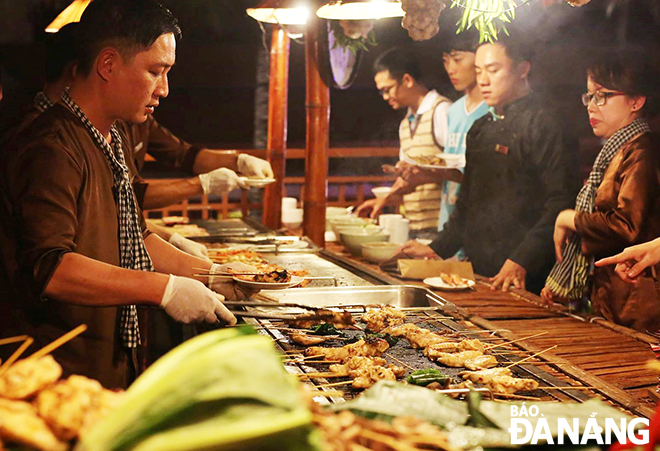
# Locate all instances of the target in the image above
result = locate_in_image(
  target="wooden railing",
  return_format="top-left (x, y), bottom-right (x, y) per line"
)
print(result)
top-left (145, 147), bottom-right (398, 219)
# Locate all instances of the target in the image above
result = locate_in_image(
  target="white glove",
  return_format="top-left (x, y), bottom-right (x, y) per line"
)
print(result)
top-left (160, 275), bottom-right (236, 325)
top-left (237, 154), bottom-right (274, 179)
top-left (198, 168), bottom-right (248, 195)
top-left (208, 262), bottom-right (260, 301)
top-left (168, 233), bottom-right (211, 261)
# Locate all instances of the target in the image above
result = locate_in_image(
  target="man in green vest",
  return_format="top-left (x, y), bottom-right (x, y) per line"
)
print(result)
top-left (356, 47), bottom-right (452, 232)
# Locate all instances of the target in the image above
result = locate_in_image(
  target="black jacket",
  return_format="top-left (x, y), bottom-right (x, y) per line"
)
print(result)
top-left (430, 94), bottom-right (580, 293)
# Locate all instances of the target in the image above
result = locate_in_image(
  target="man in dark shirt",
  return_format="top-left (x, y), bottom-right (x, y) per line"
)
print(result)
top-left (399, 38), bottom-right (579, 294)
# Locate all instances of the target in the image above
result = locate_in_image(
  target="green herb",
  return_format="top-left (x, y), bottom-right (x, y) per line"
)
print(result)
top-left (451, 0), bottom-right (522, 43)
top-left (310, 323), bottom-right (344, 336)
top-left (406, 369), bottom-right (450, 387)
top-left (330, 20), bottom-right (377, 55)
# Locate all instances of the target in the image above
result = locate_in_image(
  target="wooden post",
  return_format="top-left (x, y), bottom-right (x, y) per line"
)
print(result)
top-left (303, 16), bottom-right (329, 246)
top-left (263, 26), bottom-right (290, 229)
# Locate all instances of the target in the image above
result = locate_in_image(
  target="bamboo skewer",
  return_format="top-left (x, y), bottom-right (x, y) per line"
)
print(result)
top-left (0, 337), bottom-right (33, 377)
top-left (308, 389), bottom-right (344, 397)
top-left (484, 331), bottom-right (549, 351)
top-left (0, 335), bottom-right (29, 347)
top-left (297, 372), bottom-right (346, 379)
top-left (385, 354), bottom-right (415, 371)
top-left (494, 393), bottom-right (542, 401)
top-left (504, 345), bottom-right (558, 369)
top-left (28, 324), bottom-right (87, 361)
top-left (539, 386), bottom-right (595, 390)
top-left (314, 380), bottom-right (353, 388)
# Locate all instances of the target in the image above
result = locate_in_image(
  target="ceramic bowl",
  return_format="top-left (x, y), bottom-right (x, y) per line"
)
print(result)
top-left (339, 231), bottom-right (390, 257)
top-left (360, 242), bottom-right (399, 263)
top-left (371, 186), bottom-right (392, 199)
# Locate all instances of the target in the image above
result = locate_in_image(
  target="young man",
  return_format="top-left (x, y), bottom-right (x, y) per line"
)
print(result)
top-left (0, 0), bottom-right (250, 388)
top-left (399, 37), bottom-right (579, 294)
top-left (400, 32), bottom-right (487, 244)
top-left (356, 47), bottom-right (451, 232)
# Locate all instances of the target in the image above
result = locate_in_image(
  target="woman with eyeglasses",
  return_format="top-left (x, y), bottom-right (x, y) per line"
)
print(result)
top-left (541, 51), bottom-right (660, 333)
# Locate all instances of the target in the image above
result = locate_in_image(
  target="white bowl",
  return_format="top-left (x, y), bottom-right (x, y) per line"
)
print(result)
top-left (339, 231), bottom-right (390, 257)
top-left (329, 216), bottom-right (371, 234)
top-left (361, 242), bottom-right (399, 263)
top-left (282, 208), bottom-right (303, 228)
top-left (371, 186), bottom-right (392, 199)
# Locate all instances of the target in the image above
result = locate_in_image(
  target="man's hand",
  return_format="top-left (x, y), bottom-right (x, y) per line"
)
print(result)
top-left (208, 262), bottom-right (260, 300)
top-left (540, 286), bottom-right (571, 306)
top-left (237, 154), bottom-right (275, 179)
top-left (595, 237), bottom-right (660, 284)
top-left (198, 168), bottom-right (248, 194)
top-left (168, 233), bottom-right (211, 261)
top-left (553, 209), bottom-right (577, 262)
top-left (396, 240), bottom-right (438, 259)
top-left (356, 198), bottom-right (387, 219)
top-left (489, 259), bottom-right (526, 292)
top-left (160, 275), bottom-right (236, 325)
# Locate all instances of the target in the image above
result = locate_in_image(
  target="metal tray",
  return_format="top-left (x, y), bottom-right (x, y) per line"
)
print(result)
top-left (259, 285), bottom-right (457, 311)
top-left (188, 217), bottom-right (269, 238)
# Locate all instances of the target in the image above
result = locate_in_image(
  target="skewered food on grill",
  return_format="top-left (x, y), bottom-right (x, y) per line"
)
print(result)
top-left (328, 356), bottom-right (405, 389)
top-left (0, 398), bottom-right (67, 451)
top-left (288, 311), bottom-right (356, 329)
top-left (361, 306), bottom-right (406, 333)
top-left (304, 337), bottom-right (390, 361)
top-left (382, 324), bottom-right (450, 349)
top-left (0, 356), bottom-right (62, 400)
top-left (423, 338), bottom-right (485, 355)
top-left (34, 375), bottom-right (124, 441)
top-left (464, 355), bottom-right (499, 371)
top-left (428, 350), bottom-right (484, 368)
top-left (461, 368), bottom-right (540, 394)
top-left (290, 330), bottom-right (339, 346)
top-left (406, 369), bottom-right (450, 388)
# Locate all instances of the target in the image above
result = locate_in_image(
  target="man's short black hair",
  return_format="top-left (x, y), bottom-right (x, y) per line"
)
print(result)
top-left (441, 29), bottom-right (480, 54)
top-left (77, 0), bottom-right (181, 77)
top-left (479, 35), bottom-right (534, 64)
top-left (45, 22), bottom-right (80, 83)
top-left (373, 47), bottom-right (423, 83)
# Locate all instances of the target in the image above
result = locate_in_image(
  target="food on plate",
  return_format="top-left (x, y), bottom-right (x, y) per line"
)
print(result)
top-left (304, 337), bottom-right (390, 361)
top-left (461, 368), bottom-right (540, 394)
top-left (439, 273), bottom-right (471, 287)
top-left (328, 356), bottom-right (405, 389)
top-left (161, 216), bottom-right (189, 226)
top-left (411, 154), bottom-right (447, 167)
top-left (361, 306), bottom-right (406, 332)
top-left (290, 330), bottom-right (339, 346)
top-left (253, 269), bottom-right (291, 283)
top-left (35, 375), bottom-right (124, 441)
top-left (0, 398), bottom-right (67, 451)
top-left (0, 355), bottom-right (62, 400)
top-left (207, 249), bottom-right (309, 285)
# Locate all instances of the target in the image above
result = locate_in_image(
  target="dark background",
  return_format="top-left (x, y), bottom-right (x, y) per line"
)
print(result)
top-left (1, 0), bottom-right (659, 160)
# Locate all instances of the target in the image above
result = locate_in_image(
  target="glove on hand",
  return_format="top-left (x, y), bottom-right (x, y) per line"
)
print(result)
top-left (160, 274), bottom-right (236, 325)
top-left (168, 233), bottom-right (211, 261)
top-left (237, 154), bottom-right (274, 179)
top-left (208, 262), bottom-right (260, 301)
top-left (198, 168), bottom-right (248, 195)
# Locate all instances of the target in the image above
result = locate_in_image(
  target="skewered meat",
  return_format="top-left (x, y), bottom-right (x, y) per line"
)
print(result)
top-left (328, 356), bottom-right (404, 389)
top-left (0, 398), bottom-right (67, 451)
top-left (304, 337), bottom-right (389, 361)
top-left (423, 339), bottom-right (485, 355)
top-left (290, 330), bottom-right (338, 346)
top-left (382, 324), bottom-right (450, 349)
top-left (361, 306), bottom-right (406, 332)
top-left (0, 356), bottom-right (62, 400)
top-left (428, 350), bottom-right (483, 367)
top-left (34, 375), bottom-right (124, 441)
top-left (288, 311), bottom-right (356, 329)
top-left (461, 368), bottom-right (539, 394)
top-left (464, 355), bottom-right (498, 371)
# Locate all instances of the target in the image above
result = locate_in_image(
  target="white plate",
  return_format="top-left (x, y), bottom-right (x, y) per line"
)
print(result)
top-left (417, 154), bottom-right (466, 170)
top-left (423, 276), bottom-right (475, 291)
top-left (233, 275), bottom-right (304, 290)
top-left (239, 177), bottom-right (276, 188)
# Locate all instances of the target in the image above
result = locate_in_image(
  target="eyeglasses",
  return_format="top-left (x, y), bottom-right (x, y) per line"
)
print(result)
top-left (581, 91), bottom-right (625, 106)
top-left (378, 82), bottom-right (398, 97)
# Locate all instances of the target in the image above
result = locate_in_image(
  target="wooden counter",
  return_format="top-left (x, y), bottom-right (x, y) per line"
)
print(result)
top-left (323, 243), bottom-right (659, 417)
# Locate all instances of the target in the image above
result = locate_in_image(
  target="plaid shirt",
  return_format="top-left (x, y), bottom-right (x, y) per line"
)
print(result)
top-left (34, 91), bottom-right (54, 112)
top-left (61, 89), bottom-right (154, 348)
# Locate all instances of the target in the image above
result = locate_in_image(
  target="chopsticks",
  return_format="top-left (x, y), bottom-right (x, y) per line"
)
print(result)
top-left (192, 267), bottom-right (263, 277)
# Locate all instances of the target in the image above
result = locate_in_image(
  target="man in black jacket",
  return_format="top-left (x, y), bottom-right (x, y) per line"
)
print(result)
top-left (398, 37), bottom-right (579, 294)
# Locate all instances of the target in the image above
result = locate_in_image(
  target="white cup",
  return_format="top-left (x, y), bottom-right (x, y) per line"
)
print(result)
top-left (388, 217), bottom-right (410, 244)
top-left (282, 197), bottom-right (298, 210)
top-left (378, 214), bottom-right (403, 233)
top-left (282, 208), bottom-right (303, 228)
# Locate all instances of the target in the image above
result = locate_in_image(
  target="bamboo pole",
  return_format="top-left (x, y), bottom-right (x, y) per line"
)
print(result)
top-left (263, 25), bottom-right (290, 229)
top-left (303, 14), bottom-right (330, 246)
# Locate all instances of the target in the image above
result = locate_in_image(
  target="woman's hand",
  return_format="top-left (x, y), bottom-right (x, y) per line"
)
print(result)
top-left (396, 241), bottom-right (438, 259)
top-left (553, 209), bottom-right (577, 262)
top-left (595, 237), bottom-right (660, 283)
